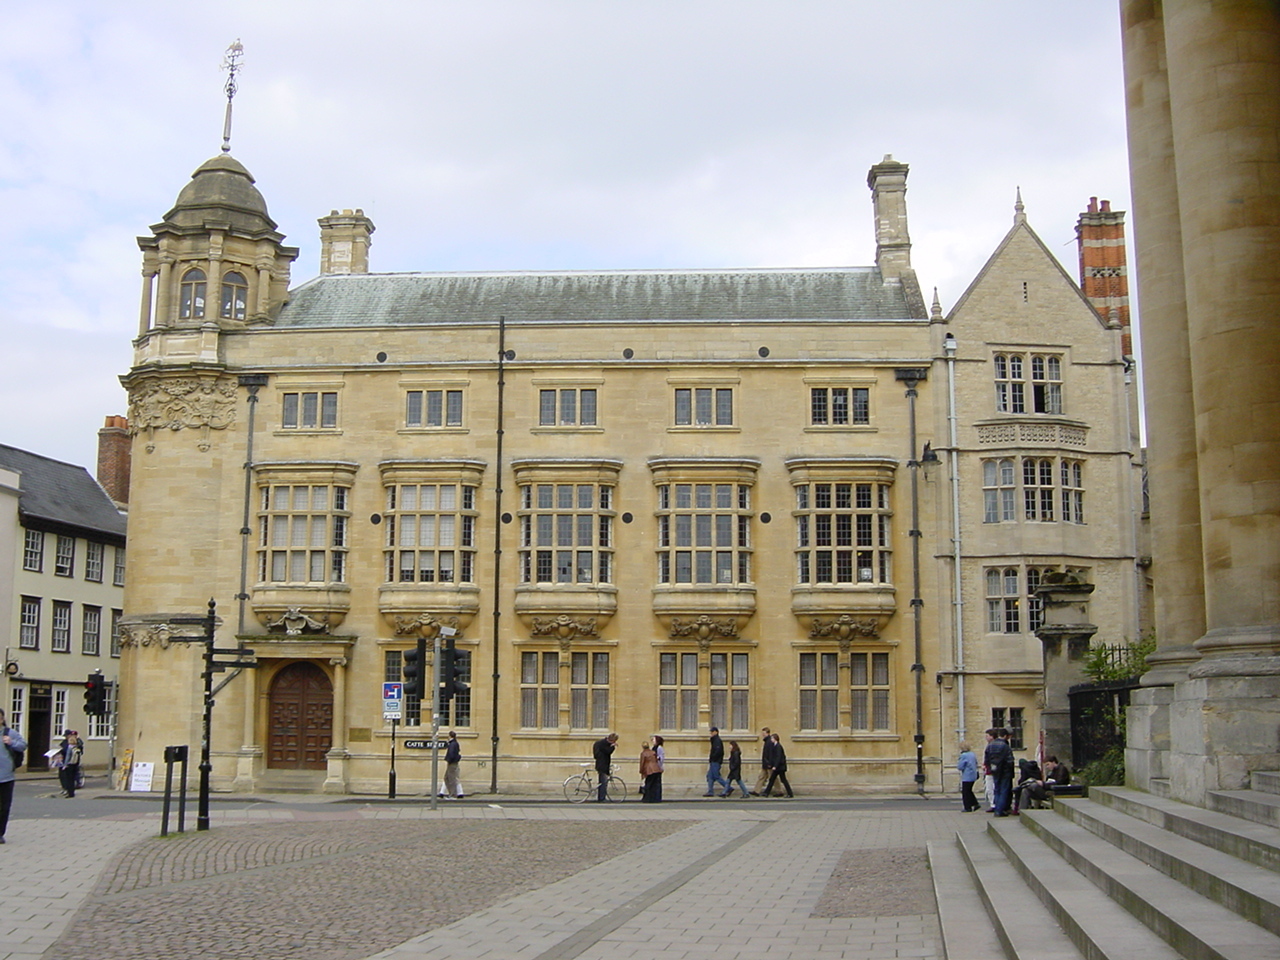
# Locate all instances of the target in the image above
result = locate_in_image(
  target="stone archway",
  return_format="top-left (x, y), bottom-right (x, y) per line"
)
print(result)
top-left (267, 661), bottom-right (333, 770)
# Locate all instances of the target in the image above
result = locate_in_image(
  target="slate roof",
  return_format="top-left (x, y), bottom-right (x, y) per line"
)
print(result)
top-left (275, 267), bottom-right (928, 328)
top-left (0, 445), bottom-right (126, 542)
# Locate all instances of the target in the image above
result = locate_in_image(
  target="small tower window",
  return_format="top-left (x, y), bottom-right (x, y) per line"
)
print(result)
top-left (220, 271), bottom-right (249, 320)
top-left (179, 268), bottom-right (207, 319)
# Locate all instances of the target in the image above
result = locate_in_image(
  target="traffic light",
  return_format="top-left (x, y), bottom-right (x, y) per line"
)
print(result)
top-left (401, 637), bottom-right (427, 701)
top-left (84, 674), bottom-right (108, 716)
top-left (439, 637), bottom-right (468, 707)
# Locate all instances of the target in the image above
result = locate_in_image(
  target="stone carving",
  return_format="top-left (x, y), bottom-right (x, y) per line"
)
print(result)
top-left (530, 615), bottom-right (599, 641)
top-left (128, 376), bottom-right (238, 439)
top-left (669, 615), bottom-right (739, 641)
top-left (809, 615), bottom-right (880, 642)
top-left (392, 613), bottom-right (462, 640)
top-left (120, 623), bottom-right (184, 649)
top-left (264, 607), bottom-right (330, 636)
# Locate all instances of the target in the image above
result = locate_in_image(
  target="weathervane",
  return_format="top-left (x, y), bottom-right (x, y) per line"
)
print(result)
top-left (220, 39), bottom-right (244, 154)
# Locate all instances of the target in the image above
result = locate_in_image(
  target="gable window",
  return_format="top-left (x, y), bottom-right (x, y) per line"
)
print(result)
top-left (257, 483), bottom-right (351, 584)
top-left (519, 482), bottom-right (614, 584)
top-left (539, 388), bottom-right (597, 427)
top-left (51, 601), bottom-right (72, 653)
top-left (179, 268), bottom-right (206, 319)
top-left (986, 567), bottom-right (1021, 633)
top-left (82, 605), bottom-right (102, 656)
top-left (85, 542), bottom-right (104, 583)
top-left (22, 530), bottom-right (43, 572)
top-left (982, 459), bottom-right (1017, 523)
top-left (20, 597), bottom-right (40, 649)
top-left (810, 387), bottom-right (870, 426)
top-left (220, 271), bottom-right (249, 320)
top-left (384, 483), bottom-right (478, 584)
top-left (851, 651), bottom-right (891, 730)
top-left (406, 389), bottom-right (463, 428)
top-left (656, 482), bottom-right (752, 584)
top-left (55, 535), bottom-right (75, 577)
top-left (795, 482), bottom-right (892, 585)
top-left (995, 352), bottom-right (1063, 414)
top-left (282, 392), bottom-right (338, 429)
top-left (675, 387), bottom-right (733, 426)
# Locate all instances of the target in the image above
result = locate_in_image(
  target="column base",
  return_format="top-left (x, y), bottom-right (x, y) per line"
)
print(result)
top-left (1168, 672), bottom-right (1280, 806)
top-left (1125, 685), bottom-right (1173, 790)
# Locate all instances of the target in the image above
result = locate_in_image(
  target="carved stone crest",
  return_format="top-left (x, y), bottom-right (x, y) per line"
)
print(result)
top-left (264, 607), bottom-right (330, 636)
top-left (127, 375), bottom-right (238, 450)
top-left (392, 613), bottom-right (462, 640)
top-left (809, 615), bottom-right (880, 646)
top-left (530, 615), bottom-right (599, 641)
top-left (669, 615), bottom-right (739, 641)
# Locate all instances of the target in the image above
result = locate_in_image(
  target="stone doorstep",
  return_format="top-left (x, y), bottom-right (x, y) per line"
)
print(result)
top-left (982, 819), bottom-right (1185, 960)
top-left (1090, 786), bottom-right (1280, 874)
top-left (1209, 788), bottom-right (1280, 829)
top-left (1047, 797), bottom-right (1280, 937)
top-left (1009, 811), bottom-right (1280, 959)
top-left (926, 839), bottom-right (1005, 960)
top-left (954, 829), bottom-right (1089, 960)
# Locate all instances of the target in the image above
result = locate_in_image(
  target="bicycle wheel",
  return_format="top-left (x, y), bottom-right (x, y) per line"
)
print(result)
top-left (605, 775), bottom-right (627, 802)
top-left (564, 773), bottom-right (594, 803)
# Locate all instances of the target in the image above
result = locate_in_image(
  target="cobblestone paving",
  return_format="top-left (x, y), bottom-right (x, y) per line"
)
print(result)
top-left (45, 819), bottom-right (689, 960)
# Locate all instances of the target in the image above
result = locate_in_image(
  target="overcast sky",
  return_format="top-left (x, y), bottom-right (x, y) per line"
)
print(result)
top-left (0, 1), bottom-right (1131, 472)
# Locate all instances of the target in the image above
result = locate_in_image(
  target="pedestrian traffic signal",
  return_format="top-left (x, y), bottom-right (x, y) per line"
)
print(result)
top-left (401, 637), bottom-right (427, 700)
top-left (84, 674), bottom-right (108, 716)
top-left (439, 637), bottom-right (468, 707)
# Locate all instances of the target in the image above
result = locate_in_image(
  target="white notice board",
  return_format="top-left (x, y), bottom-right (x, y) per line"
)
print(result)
top-left (129, 762), bottom-right (155, 792)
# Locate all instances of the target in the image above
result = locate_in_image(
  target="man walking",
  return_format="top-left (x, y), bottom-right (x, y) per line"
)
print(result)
top-left (984, 727), bottom-right (1015, 816)
top-left (704, 727), bottom-right (730, 797)
top-left (440, 731), bottom-right (464, 799)
top-left (592, 732), bottom-right (618, 802)
top-left (0, 709), bottom-right (27, 843)
top-left (752, 727), bottom-right (775, 796)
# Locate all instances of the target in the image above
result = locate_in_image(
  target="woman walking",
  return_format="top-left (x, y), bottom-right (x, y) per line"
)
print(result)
top-left (639, 739), bottom-right (661, 802)
top-left (647, 735), bottom-right (665, 802)
top-left (957, 742), bottom-right (980, 812)
top-left (56, 730), bottom-right (82, 798)
top-left (724, 740), bottom-right (749, 798)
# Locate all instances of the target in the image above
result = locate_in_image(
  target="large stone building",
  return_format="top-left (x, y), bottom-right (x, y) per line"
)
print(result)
top-left (116, 144), bottom-right (1141, 794)
top-left (1, 439), bottom-right (127, 772)
top-left (1121, 0), bottom-right (1280, 804)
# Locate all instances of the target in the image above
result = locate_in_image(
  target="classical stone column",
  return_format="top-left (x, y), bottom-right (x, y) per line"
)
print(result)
top-left (323, 656), bottom-right (349, 794)
top-left (1035, 576), bottom-right (1098, 767)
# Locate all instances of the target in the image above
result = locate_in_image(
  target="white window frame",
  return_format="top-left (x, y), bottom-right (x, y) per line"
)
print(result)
top-left (53, 689), bottom-right (67, 740)
top-left (54, 535), bottom-right (75, 577)
top-left (9, 687), bottom-right (24, 736)
top-left (986, 567), bottom-right (1022, 634)
top-left (22, 530), bottom-right (43, 572)
top-left (19, 597), bottom-right (40, 650)
top-left (113, 547), bottom-right (126, 586)
top-left (82, 605), bottom-right (102, 656)
top-left (85, 541), bottom-right (104, 583)
top-left (51, 601), bottom-right (72, 653)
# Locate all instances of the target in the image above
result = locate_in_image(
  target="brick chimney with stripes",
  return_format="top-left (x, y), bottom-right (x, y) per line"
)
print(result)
top-left (1076, 198), bottom-right (1132, 356)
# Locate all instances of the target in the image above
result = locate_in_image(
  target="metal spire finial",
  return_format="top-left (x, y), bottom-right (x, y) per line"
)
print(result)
top-left (220, 39), bottom-right (244, 154)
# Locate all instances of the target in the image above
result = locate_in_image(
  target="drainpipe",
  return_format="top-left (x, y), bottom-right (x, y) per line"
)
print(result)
top-left (489, 317), bottom-right (507, 793)
top-left (895, 366), bottom-right (928, 796)
top-left (943, 333), bottom-right (965, 744)
top-left (235, 374), bottom-right (269, 636)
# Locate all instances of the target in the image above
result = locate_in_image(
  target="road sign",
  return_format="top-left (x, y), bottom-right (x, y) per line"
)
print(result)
top-left (383, 682), bottom-right (403, 699)
top-left (403, 739), bottom-right (449, 750)
top-left (383, 682), bottom-right (404, 720)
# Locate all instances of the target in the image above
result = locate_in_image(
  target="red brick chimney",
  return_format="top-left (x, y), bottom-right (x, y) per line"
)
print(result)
top-left (97, 415), bottom-right (131, 506)
top-left (1076, 197), bottom-right (1132, 355)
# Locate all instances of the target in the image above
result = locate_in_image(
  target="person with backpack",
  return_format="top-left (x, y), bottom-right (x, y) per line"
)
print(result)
top-left (0, 709), bottom-right (28, 843)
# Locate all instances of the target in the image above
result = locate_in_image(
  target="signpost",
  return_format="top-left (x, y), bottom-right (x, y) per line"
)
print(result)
top-left (383, 682), bottom-right (402, 799)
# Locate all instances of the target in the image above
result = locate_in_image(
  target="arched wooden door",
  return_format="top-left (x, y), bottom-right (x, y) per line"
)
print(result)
top-left (267, 661), bottom-right (333, 770)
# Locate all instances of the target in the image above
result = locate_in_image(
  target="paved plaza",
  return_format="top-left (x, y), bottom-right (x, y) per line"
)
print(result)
top-left (1, 780), bottom-right (986, 960)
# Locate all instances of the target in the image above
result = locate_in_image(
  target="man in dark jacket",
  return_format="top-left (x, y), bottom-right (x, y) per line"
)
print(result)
top-left (704, 727), bottom-right (730, 797)
top-left (984, 727), bottom-right (1015, 816)
top-left (440, 731), bottom-right (464, 799)
top-left (593, 733), bottom-right (618, 802)
top-left (752, 727), bottom-right (775, 795)
top-left (763, 733), bottom-right (794, 797)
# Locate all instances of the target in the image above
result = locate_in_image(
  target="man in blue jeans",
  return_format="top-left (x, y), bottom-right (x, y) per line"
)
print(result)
top-left (984, 727), bottom-right (1014, 816)
top-left (704, 727), bottom-right (731, 797)
top-left (592, 733), bottom-right (618, 802)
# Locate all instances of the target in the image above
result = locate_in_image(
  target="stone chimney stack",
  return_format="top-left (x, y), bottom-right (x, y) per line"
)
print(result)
top-left (867, 155), bottom-right (912, 281)
top-left (97, 415), bottom-right (131, 507)
top-left (1076, 197), bottom-right (1131, 354)
top-left (318, 209), bottom-right (375, 275)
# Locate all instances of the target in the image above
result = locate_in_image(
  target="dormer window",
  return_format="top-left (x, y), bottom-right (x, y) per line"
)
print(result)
top-left (179, 268), bottom-right (207, 319)
top-left (220, 271), bottom-right (249, 320)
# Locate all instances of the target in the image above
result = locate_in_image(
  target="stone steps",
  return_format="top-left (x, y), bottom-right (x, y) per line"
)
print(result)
top-left (932, 780), bottom-right (1280, 960)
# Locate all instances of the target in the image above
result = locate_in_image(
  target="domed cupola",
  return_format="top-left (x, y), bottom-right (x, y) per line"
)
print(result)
top-left (159, 153), bottom-right (279, 237)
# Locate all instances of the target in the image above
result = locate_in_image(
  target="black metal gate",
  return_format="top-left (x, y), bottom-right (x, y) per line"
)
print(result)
top-left (1067, 678), bottom-right (1137, 769)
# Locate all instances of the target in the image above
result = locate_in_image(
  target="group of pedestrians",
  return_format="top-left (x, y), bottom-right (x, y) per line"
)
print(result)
top-left (956, 729), bottom-right (1071, 816)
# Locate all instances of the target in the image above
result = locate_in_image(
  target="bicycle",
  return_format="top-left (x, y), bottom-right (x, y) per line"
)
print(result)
top-left (564, 763), bottom-right (627, 803)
